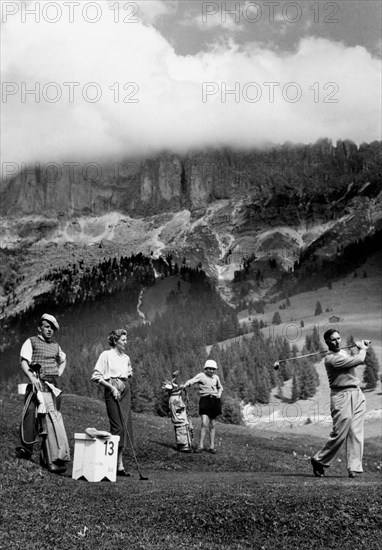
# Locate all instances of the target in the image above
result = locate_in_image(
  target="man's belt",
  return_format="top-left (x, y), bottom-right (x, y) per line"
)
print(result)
top-left (331, 385), bottom-right (359, 391)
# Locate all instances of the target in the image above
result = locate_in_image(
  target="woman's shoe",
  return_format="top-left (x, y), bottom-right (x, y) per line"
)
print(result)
top-left (208, 448), bottom-right (217, 454)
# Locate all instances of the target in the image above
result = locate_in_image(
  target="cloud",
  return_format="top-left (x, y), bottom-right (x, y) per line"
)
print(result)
top-left (1, 3), bottom-right (381, 167)
top-left (182, 10), bottom-right (245, 33)
top-left (137, 0), bottom-right (178, 25)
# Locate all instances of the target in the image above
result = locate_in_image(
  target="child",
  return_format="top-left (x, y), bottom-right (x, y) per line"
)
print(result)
top-left (182, 359), bottom-right (223, 453)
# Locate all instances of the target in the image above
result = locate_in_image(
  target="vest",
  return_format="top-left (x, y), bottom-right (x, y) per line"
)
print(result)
top-left (30, 336), bottom-right (60, 378)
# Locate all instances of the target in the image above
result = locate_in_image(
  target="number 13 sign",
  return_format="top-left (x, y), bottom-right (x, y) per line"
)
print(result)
top-left (72, 433), bottom-right (120, 482)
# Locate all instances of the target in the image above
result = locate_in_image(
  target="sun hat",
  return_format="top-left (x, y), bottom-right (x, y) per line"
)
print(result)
top-left (40, 313), bottom-right (60, 331)
top-left (204, 359), bottom-right (218, 370)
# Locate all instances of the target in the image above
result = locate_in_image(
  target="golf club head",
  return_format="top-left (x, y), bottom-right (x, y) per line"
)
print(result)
top-left (172, 370), bottom-right (179, 377)
top-left (273, 361), bottom-right (280, 370)
top-left (30, 363), bottom-right (42, 375)
top-left (162, 380), bottom-right (173, 390)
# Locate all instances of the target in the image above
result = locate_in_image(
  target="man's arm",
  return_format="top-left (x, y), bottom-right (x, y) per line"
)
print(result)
top-left (20, 338), bottom-right (41, 390)
top-left (330, 341), bottom-right (368, 369)
top-left (216, 376), bottom-right (223, 398)
top-left (57, 347), bottom-right (67, 376)
top-left (58, 359), bottom-right (66, 377)
top-left (182, 373), bottom-right (203, 389)
top-left (20, 359), bottom-right (41, 390)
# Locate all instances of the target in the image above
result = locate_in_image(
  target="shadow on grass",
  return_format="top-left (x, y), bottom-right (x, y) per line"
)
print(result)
top-left (278, 473), bottom-right (345, 479)
top-left (151, 440), bottom-right (178, 451)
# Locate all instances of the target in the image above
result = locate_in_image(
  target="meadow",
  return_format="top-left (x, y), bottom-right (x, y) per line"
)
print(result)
top-left (1, 390), bottom-right (381, 550)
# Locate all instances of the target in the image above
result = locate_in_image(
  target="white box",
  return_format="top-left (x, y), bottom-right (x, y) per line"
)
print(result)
top-left (72, 433), bottom-right (120, 482)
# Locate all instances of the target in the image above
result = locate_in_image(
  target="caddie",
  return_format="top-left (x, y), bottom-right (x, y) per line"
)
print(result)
top-left (15, 313), bottom-right (66, 460)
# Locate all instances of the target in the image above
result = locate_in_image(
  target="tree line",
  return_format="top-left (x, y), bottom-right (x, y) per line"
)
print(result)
top-left (2, 255), bottom-right (379, 424)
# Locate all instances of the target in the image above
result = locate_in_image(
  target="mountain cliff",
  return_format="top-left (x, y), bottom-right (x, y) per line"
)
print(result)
top-left (1, 139), bottom-right (381, 319)
top-left (2, 139), bottom-right (381, 219)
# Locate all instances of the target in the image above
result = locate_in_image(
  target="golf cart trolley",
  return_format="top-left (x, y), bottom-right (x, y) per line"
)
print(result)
top-left (162, 371), bottom-right (195, 453)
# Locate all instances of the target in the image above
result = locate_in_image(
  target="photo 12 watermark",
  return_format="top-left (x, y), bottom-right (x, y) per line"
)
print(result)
top-left (242, 399), bottom-right (333, 426)
top-left (1, 1), bottom-right (140, 24)
top-left (202, 81), bottom-right (340, 104)
top-left (1, 160), bottom-right (141, 184)
top-left (201, 2), bottom-right (340, 24)
top-left (1, 81), bottom-right (140, 104)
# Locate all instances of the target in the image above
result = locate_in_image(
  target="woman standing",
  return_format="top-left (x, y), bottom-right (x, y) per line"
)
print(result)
top-left (182, 359), bottom-right (223, 453)
top-left (92, 329), bottom-right (133, 476)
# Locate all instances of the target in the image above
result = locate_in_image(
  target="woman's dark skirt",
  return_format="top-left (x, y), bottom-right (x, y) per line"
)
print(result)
top-left (104, 380), bottom-right (133, 449)
top-left (199, 395), bottom-right (222, 419)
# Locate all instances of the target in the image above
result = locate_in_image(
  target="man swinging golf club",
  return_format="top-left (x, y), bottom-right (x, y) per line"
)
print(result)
top-left (311, 329), bottom-right (369, 479)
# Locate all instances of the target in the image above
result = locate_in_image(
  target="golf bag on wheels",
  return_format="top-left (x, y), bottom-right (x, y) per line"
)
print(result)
top-left (163, 373), bottom-right (195, 453)
top-left (22, 363), bottom-right (71, 474)
top-left (39, 390), bottom-right (71, 474)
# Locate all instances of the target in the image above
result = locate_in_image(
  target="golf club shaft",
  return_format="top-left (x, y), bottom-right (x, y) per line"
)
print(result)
top-left (274, 343), bottom-right (360, 370)
top-left (116, 400), bottom-right (148, 480)
top-left (289, 344), bottom-right (353, 362)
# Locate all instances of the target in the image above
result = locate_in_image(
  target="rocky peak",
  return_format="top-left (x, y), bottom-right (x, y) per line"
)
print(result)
top-left (0, 140), bottom-right (381, 319)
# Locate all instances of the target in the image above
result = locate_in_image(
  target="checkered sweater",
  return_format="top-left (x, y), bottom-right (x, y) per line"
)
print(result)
top-left (30, 336), bottom-right (60, 378)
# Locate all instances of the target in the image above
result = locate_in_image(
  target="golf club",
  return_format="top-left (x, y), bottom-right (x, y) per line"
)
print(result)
top-left (273, 340), bottom-right (370, 370)
top-left (116, 400), bottom-right (149, 481)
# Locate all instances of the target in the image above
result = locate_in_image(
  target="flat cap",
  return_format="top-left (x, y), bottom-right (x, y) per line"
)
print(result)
top-left (40, 313), bottom-right (60, 331)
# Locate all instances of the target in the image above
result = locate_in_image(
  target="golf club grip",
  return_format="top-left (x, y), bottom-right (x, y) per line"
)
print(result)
top-left (343, 340), bottom-right (371, 349)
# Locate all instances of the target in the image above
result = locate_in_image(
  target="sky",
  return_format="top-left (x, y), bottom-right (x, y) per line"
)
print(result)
top-left (1, 0), bottom-right (381, 166)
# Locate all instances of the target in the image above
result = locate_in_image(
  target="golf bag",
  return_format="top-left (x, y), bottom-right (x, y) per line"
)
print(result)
top-left (39, 390), bottom-right (71, 474)
top-left (163, 374), bottom-right (195, 452)
top-left (22, 363), bottom-right (70, 474)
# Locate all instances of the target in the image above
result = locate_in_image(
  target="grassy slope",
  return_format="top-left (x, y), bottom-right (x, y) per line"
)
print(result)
top-left (1, 392), bottom-right (381, 550)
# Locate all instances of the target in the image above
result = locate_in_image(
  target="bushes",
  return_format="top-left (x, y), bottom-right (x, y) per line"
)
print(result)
top-left (363, 345), bottom-right (380, 390)
top-left (220, 396), bottom-right (243, 425)
top-left (272, 311), bottom-right (282, 325)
